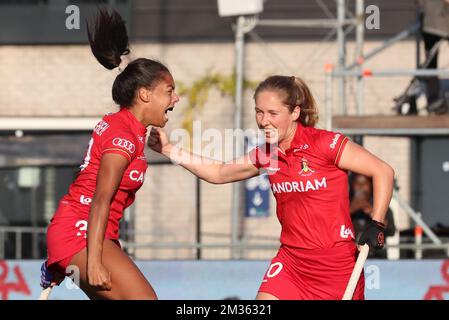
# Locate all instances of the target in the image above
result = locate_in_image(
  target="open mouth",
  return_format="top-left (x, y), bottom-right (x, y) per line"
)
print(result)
top-left (164, 106), bottom-right (175, 122)
top-left (263, 129), bottom-right (278, 140)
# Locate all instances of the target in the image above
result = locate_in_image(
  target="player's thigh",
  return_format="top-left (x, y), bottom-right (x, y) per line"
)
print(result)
top-left (100, 240), bottom-right (157, 300)
top-left (69, 240), bottom-right (157, 300)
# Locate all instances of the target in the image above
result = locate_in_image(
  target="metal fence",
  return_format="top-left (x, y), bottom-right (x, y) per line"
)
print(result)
top-left (2, 225), bottom-right (449, 261)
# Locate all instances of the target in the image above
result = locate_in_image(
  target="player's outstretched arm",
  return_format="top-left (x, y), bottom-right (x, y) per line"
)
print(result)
top-left (148, 127), bottom-right (259, 184)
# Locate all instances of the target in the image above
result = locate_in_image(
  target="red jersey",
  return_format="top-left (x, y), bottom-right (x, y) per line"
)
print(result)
top-left (250, 123), bottom-right (354, 249)
top-left (59, 108), bottom-right (148, 239)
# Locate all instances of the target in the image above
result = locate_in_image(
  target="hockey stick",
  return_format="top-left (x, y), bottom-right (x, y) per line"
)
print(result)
top-left (38, 286), bottom-right (53, 300)
top-left (342, 244), bottom-right (369, 300)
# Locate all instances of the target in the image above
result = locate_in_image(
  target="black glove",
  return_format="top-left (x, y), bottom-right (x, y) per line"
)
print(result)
top-left (357, 218), bottom-right (385, 253)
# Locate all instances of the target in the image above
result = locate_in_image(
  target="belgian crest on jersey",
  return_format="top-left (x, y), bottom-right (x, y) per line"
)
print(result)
top-left (299, 157), bottom-right (314, 177)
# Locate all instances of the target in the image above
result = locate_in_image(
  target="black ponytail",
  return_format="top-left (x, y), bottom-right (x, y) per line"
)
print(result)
top-left (87, 8), bottom-right (130, 70)
top-left (87, 8), bottom-right (171, 107)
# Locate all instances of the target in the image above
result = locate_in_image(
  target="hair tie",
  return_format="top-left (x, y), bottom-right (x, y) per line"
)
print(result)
top-left (118, 55), bottom-right (130, 73)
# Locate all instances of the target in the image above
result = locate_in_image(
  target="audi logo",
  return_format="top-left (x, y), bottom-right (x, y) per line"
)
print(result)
top-left (113, 138), bottom-right (136, 153)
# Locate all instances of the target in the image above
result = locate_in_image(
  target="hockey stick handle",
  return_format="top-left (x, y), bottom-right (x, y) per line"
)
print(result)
top-left (39, 286), bottom-right (53, 300)
top-left (342, 244), bottom-right (369, 300)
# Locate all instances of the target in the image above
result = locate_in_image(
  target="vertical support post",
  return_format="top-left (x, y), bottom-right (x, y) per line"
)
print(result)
top-left (415, 10), bottom-right (422, 69)
top-left (44, 167), bottom-right (56, 224)
top-left (415, 212), bottom-right (423, 260)
top-left (196, 177), bottom-right (202, 260)
top-left (387, 192), bottom-right (401, 260)
top-left (337, 0), bottom-right (347, 114)
top-left (0, 230), bottom-right (4, 259)
top-left (325, 64), bottom-right (334, 131)
top-left (16, 231), bottom-right (22, 260)
top-left (355, 0), bottom-right (365, 116)
top-left (231, 15), bottom-right (246, 259)
top-left (31, 187), bottom-right (38, 259)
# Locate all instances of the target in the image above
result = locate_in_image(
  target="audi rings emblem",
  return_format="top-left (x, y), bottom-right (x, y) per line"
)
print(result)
top-left (113, 138), bottom-right (136, 153)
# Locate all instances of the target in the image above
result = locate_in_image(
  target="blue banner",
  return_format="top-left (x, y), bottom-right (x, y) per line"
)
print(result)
top-left (1, 259), bottom-right (449, 300)
top-left (245, 174), bottom-right (270, 217)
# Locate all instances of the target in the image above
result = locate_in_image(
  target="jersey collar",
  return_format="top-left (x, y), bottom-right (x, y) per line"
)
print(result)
top-left (120, 107), bottom-right (148, 135)
top-left (279, 122), bottom-right (304, 155)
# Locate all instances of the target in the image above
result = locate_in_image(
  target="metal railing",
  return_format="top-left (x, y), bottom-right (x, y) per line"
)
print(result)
top-left (0, 226), bottom-right (47, 259)
top-left (1, 226), bottom-right (449, 260)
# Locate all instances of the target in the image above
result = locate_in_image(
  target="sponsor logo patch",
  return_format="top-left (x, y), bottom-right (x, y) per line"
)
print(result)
top-left (298, 157), bottom-right (315, 177)
top-left (94, 121), bottom-right (109, 136)
top-left (330, 133), bottom-right (341, 149)
top-left (340, 225), bottom-right (355, 239)
top-left (113, 138), bottom-right (136, 153)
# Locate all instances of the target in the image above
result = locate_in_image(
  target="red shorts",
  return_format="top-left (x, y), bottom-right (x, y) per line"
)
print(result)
top-left (46, 202), bottom-right (120, 276)
top-left (258, 243), bottom-right (365, 300)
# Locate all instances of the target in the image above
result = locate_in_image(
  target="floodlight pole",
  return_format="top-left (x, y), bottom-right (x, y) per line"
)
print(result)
top-left (230, 16), bottom-right (244, 259)
top-left (231, 16), bottom-right (253, 259)
top-left (234, 16), bottom-right (246, 134)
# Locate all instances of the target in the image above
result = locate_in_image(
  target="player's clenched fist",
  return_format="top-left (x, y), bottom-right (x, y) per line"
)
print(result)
top-left (357, 218), bottom-right (385, 254)
top-left (87, 263), bottom-right (112, 291)
top-left (147, 127), bottom-right (170, 154)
